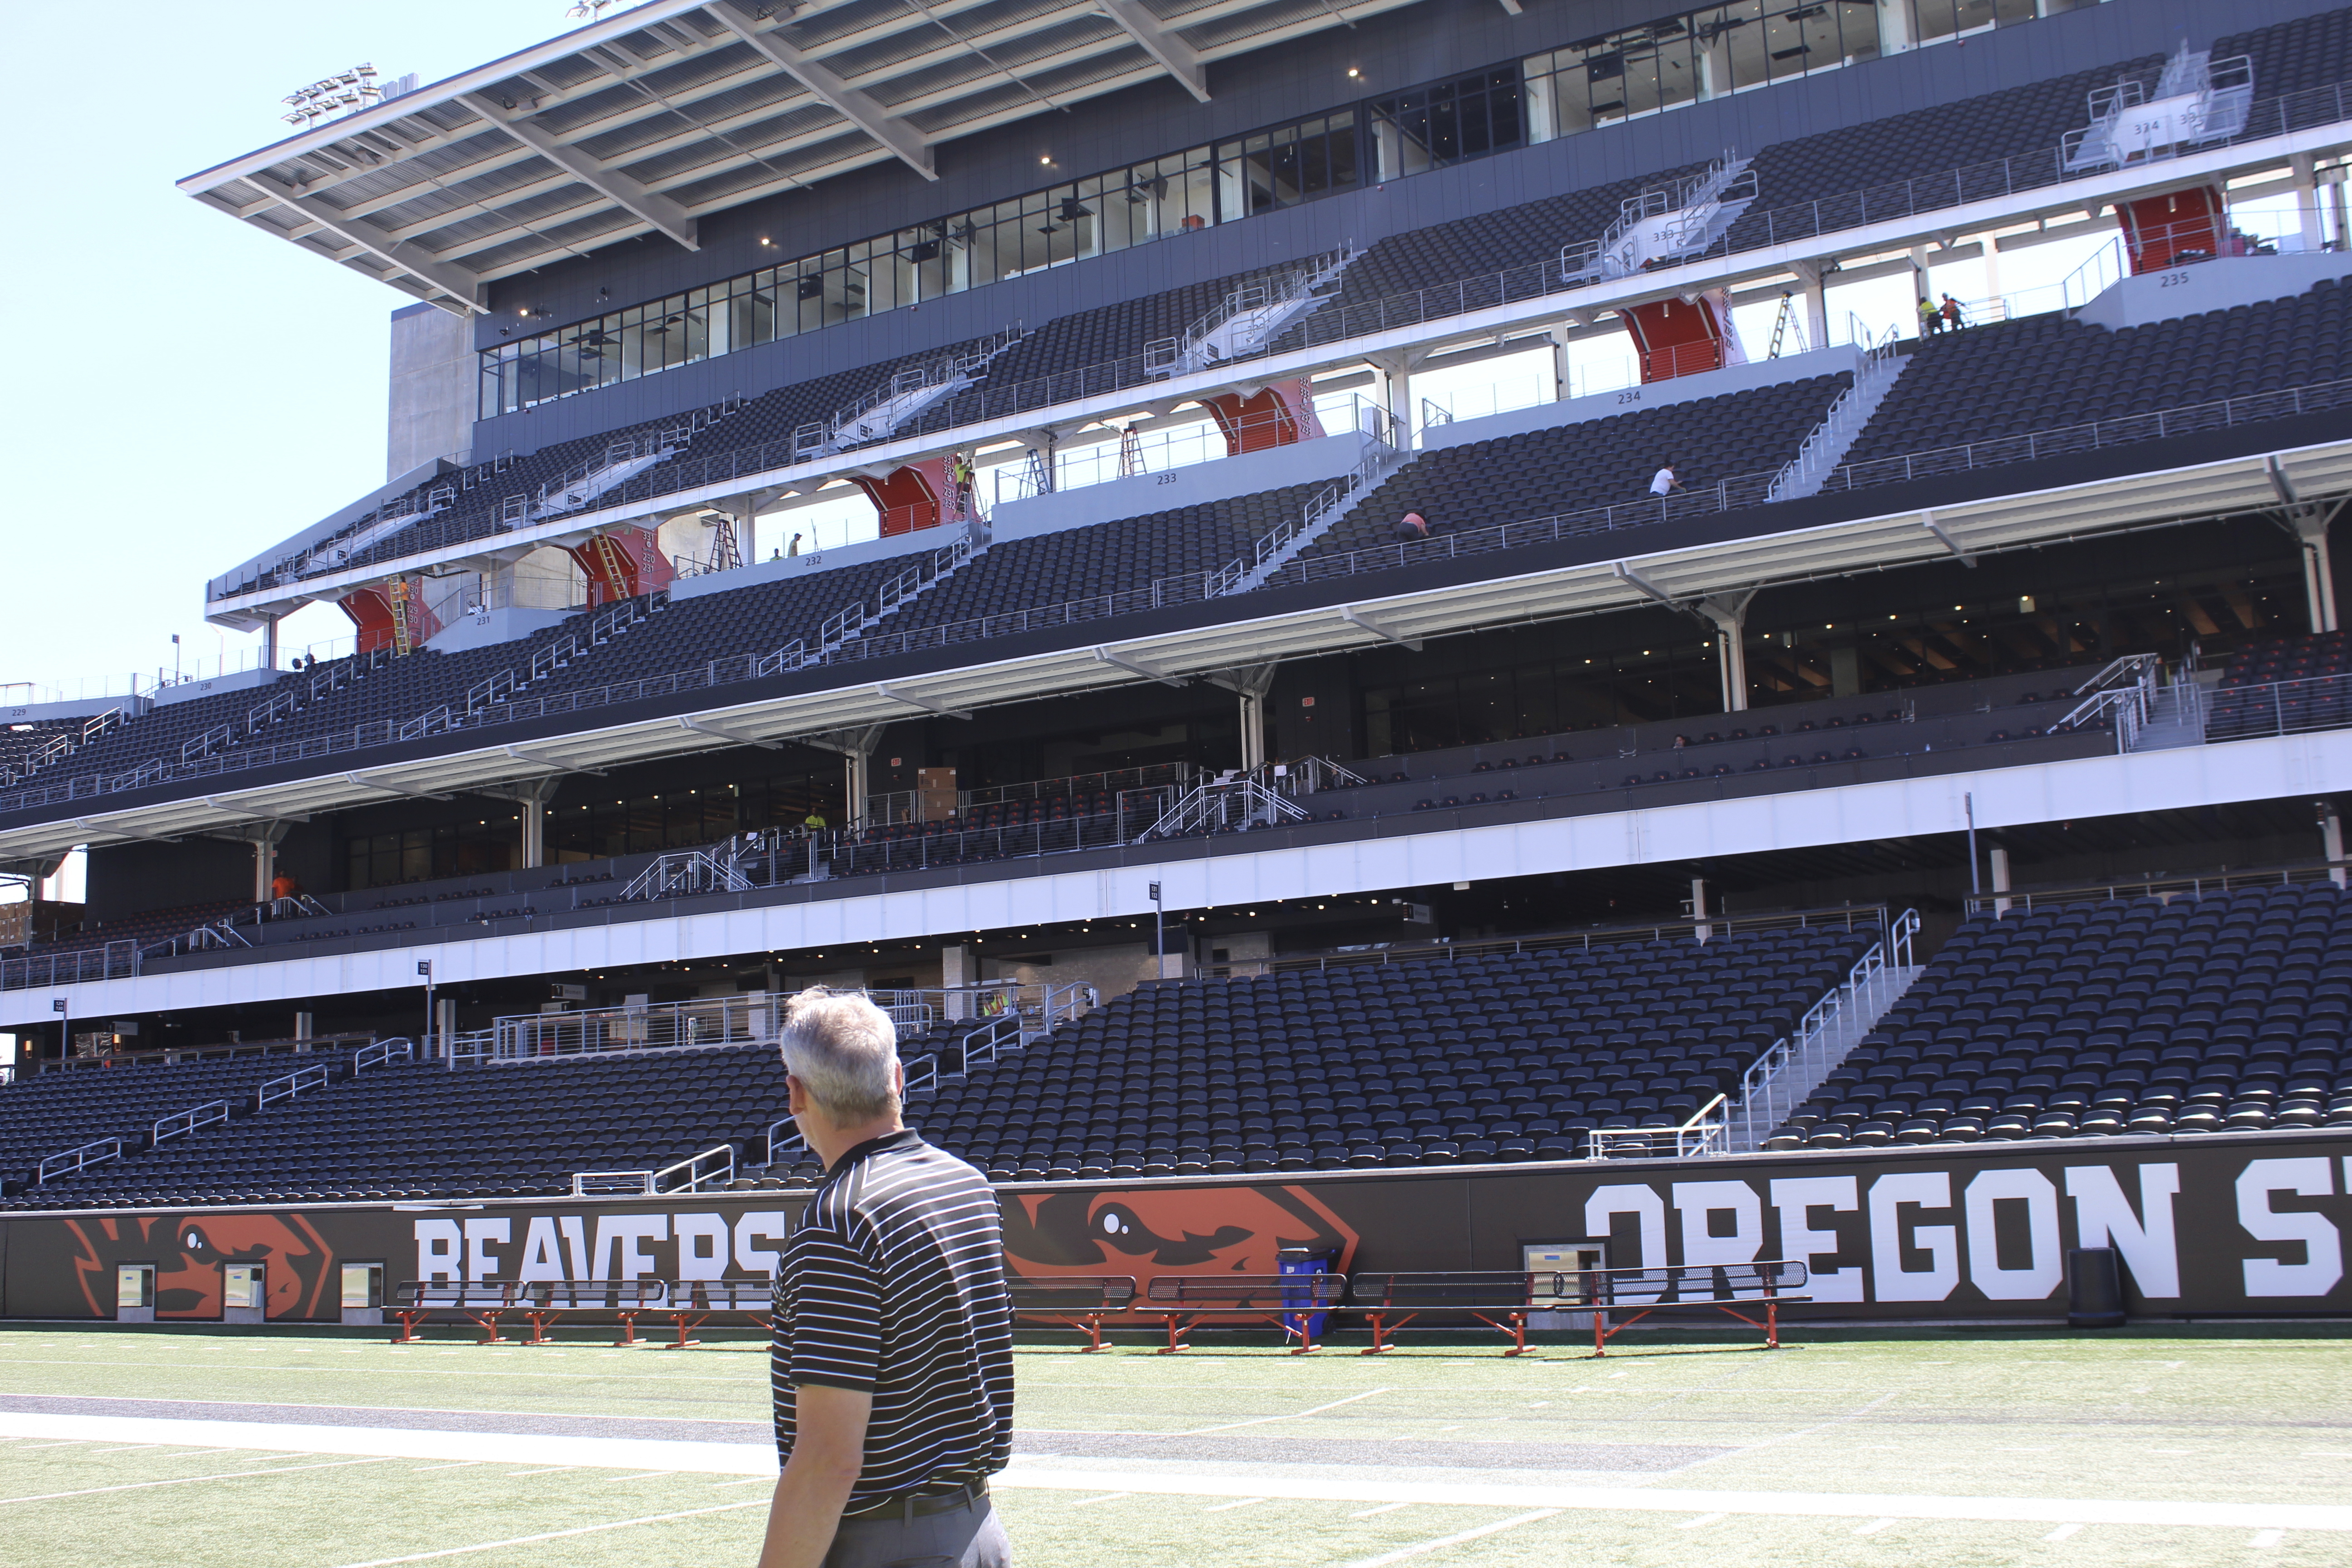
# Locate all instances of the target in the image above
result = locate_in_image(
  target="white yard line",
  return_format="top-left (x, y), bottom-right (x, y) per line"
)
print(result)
top-left (325, 1501), bottom-right (771, 1567)
top-left (1183, 1387), bottom-right (1392, 1436)
top-left (5, 1411), bottom-right (2346, 1535)
top-left (1333, 1509), bottom-right (1564, 1567)
top-left (0, 1456), bottom-right (393, 1504)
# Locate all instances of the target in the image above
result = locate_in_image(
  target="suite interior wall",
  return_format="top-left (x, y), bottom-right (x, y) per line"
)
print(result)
top-left (464, 0), bottom-right (2333, 456)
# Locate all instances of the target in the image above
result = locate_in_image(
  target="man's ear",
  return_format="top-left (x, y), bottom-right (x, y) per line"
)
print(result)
top-left (891, 1059), bottom-right (906, 1096)
top-left (786, 1073), bottom-right (808, 1116)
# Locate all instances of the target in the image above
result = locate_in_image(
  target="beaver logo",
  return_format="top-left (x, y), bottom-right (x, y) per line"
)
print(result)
top-left (64, 1212), bottom-right (334, 1321)
top-left (1000, 1184), bottom-right (1357, 1290)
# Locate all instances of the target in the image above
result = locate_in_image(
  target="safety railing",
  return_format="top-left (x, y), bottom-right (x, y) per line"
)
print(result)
top-left (620, 848), bottom-right (752, 902)
top-left (256, 1062), bottom-right (332, 1109)
top-left (655, 1143), bottom-right (735, 1194)
top-left (1140, 776), bottom-right (1310, 839)
top-left (153, 1099), bottom-right (230, 1146)
top-left (1144, 247), bottom-right (1355, 376)
top-left (40, 363), bottom-right (2352, 818)
top-left (571, 1169), bottom-right (656, 1196)
top-left (995, 392), bottom-right (1384, 503)
top-left (2202, 672), bottom-right (2352, 745)
top-left (350, 1037), bottom-right (415, 1075)
top-left (1588, 1094), bottom-right (1728, 1161)
top-left (2058, 652), bottom-right (2164, 750)
top-left (862, 761), bottom-right (1187, 825)
top-left (1962, 856), bottom-right (2352, 916)
top-left (1213, 902), bottom-right (1895, 979)
top-left (1728, 909), bottom-right (1920, 1153)
top-left (36, 1136), bottom-right (125, 1184)
top-left (828, 793), bottom-right (1176, 877)
top-left (1, 939), bottom-right (138, 993)
top-left (1561, 152), bottom-right (1753, 284)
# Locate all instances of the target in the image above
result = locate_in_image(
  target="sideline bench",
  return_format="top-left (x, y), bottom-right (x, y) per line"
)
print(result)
top-left (1142, 1272), bottom-right (1348, 1354)
top-left (652, 1278), bottom-right (776, 1348)
top-left (1345, 1271), bottom-right (1571, 1357)
top-left (1009, 1275), bottom-right (1138, 1352)
top-left (1582, 1260), bottom-right (1810, 1355)
top-left (392, 1280), bottom-right (669, 1346)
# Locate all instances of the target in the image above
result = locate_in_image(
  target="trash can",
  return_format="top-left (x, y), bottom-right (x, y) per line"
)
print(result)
top-left (2067, 1247), bottom-right (2126, 1328)
top-left (1278, 1246), bottom-right (1336, 1343)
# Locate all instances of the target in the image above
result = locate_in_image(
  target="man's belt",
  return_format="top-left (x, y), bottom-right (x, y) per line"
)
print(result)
top-left (839, 1479), bottom-right (989, 1524)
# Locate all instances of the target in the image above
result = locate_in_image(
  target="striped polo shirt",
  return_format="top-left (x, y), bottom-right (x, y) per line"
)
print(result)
top-left (772, 1130), bottom-right (1014, 1507)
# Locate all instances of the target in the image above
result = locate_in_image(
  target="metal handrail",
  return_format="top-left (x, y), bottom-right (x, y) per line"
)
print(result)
top-left (1728, 909), bottom-right (1921, 1152)
top-left (1962, 854), bottom-right (2352, 916)
top-left (1588, 1093), bottom-right (1728, 1161)
top-left (655, 1142), bottom-right (735, 1193)
top-left (256, 1062), bottom-right (332, 1109)
top-left (351, 1037), bottom-right (415, 1075)
top-left (571, 1169), bottom-right (655, 1196)
top-left (36, 1136), bottom-right (126, 1183)
top-left (153, 1099), bottom-right (230, 1146)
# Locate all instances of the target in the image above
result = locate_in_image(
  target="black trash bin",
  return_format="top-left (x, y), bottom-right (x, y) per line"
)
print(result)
top-left (2067, 1247), bottom-right (2126, 1328)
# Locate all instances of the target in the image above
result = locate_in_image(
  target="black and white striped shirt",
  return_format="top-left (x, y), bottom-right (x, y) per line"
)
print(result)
top-left (772, 1130), bottom-right (1014, 1507)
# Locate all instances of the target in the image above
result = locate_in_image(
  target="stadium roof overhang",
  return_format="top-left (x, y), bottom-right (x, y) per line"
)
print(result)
top-left (176, 0), bottom-right (1422, 312)
top-left (11, 433), bottom-right (2351, 867)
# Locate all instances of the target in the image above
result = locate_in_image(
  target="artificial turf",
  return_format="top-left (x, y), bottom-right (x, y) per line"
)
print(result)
top-left (0, 1323), bottom-right (2343, 1566)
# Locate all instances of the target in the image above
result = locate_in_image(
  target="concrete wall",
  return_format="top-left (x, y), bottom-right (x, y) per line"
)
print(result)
top-left (461, 0), bottom-right (2338, 459)
top-left (2077, 251), bottom-right (2352, 332)
top-left (389, 303), bottom-right (475, 480)
top-left (990, 432), bottom-right (1380, 543)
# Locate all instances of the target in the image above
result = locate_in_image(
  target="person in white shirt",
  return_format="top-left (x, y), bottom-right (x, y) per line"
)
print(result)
top-left (1650, 461), bottom-right (1683, 496)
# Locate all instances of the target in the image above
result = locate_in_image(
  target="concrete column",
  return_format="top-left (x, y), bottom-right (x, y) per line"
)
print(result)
top-left (1545, 318), bottom-right (1585, 401)
top-left (522, 795), bottom-right (547, 870)
top-left (1690, 877), bottom-right (1710, 943)
top-left (1699, 592), bottom-right (1756, 713)
top-left (2320, 800), bottom-right (2345, 887)
top-left (294, 1011), bottom-right (314, 1044)
top-left (262, 615), bottom-right (280, 672)
top-left (1791, 263), bottom-right (1830, 352)
top-left (2297, 516), bottom-right (2339, 633)
top-left (249, 822), bottom-right (292, 904)
top-left (1210, 662), bottom-right (1280, 772)
top-left (1989, 844), bottom-right (2012, 918)
top-left (2293, 155), bottom-right (2326, 254)
top-left (941, 942), bottom-right (973, 1019)
top-left (1367, 351), bottom-right (1427, 439)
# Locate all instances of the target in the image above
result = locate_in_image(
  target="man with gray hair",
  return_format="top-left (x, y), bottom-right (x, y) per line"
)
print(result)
top-left (758, 987), bottom-right (1014, 1568)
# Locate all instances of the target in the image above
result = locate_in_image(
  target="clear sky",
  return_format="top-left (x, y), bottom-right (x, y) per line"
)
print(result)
top-left (0, 3), bottom-right (572, 703)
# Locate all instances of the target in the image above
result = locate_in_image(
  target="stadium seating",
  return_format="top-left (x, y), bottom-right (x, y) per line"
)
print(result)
top-left (16, 899), bottom-right (248, 962)
top-left (881, 484), bottom-right (1324, 634)
top-left (2218, 8), bottom-right (2352, 100)
top-left (1299, 375), bottom-right (1847, 564)
top-left (1842, 281), bottom-right (2352, 470)
top-left (868, 928), bottom-right (1875, 1180)
top-left (2, 926), bottom-right (1873, 1204)
top-left (0, 1048), bottom-right (345, 1194)
top-left (1766, 882), bottom-right (2352, 1149)
top-left (2, 1023), bottom-right (955, 1208)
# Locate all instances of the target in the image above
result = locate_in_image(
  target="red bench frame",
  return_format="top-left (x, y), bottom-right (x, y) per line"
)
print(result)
top-left (391, 1279), bottom-right (667, 1346)
top-left (1009, 1275), bottom-right (1139, 1352)
top-left (1344, 1271), bottom-right (1568, 1356)
top-left (1582, 1261), bottom-right (1811, 1356)
top-left (1142, 1272), bottom-right (1348, 1354)
top-left (651, 1279), bottom-right (775, 1348)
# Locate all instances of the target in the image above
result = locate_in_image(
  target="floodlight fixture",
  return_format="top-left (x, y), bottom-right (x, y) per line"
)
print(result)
top-left (281, 63), bottom-right (385, 127)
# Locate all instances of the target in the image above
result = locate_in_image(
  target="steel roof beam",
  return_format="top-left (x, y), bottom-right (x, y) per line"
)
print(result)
top-left (456, 93), bottom-right (701, 250)
top-left (1096, 0), bottom-right (1210, 101)
top-left (235, 172), bottom-right (486, 312)
top-left (703, 0), bottom-right (936, 181)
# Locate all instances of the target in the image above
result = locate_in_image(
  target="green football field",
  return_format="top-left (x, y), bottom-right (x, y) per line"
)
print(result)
top-left (0, 1322), bottom-right (2346, 1566)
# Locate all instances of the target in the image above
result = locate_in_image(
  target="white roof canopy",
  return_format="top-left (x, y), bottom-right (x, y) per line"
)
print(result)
top-left (178, 0), bottom-right (1422, 312)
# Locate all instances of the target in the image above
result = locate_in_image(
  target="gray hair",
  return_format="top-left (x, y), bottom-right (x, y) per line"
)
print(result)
top-left (779, 988), bottom-right (900, 1121)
